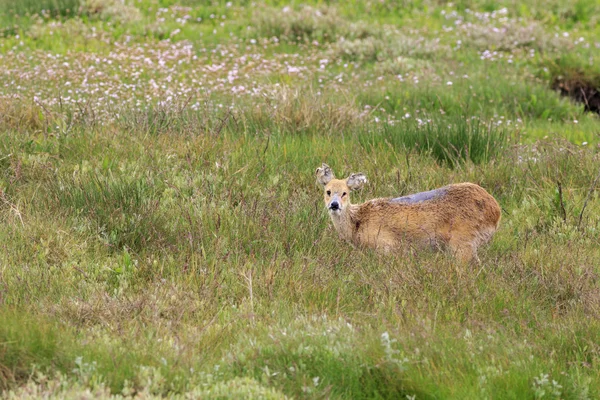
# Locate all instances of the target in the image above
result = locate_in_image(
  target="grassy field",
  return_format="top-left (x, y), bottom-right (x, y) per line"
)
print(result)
top-left (1, 0), bottom-right (599, 398)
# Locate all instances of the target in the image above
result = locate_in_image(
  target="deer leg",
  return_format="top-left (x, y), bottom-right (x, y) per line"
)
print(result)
top-left (449, 239), bottom-right (479, 265)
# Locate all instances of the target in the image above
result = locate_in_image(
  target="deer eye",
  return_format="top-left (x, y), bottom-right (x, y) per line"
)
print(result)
top-left (326, 190), bottom-right (331, 196)
top-left (342, 192), bottom-right (347, 197)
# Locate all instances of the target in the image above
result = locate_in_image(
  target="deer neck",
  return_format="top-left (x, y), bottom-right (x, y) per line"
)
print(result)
top-left (330, 204), bottom-right (358, 241)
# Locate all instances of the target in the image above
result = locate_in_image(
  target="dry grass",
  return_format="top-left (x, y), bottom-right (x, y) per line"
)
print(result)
top-left (82, 0), bottom-right (141, 24)
top-left (242, 86), bottom-right (363, 134)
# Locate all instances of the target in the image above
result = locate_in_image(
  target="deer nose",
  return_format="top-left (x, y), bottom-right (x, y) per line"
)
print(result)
top-left (329, 201), bottom-right (340, 210)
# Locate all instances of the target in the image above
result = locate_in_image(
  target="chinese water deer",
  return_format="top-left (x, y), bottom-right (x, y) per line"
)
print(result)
top-left (316, 163), bottom-right (501, 263)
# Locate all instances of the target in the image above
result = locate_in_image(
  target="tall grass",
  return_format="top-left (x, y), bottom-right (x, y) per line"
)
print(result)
top-left (0, 0), bottom-right (80, 18)
top-left (1, 119), bottom-right (599, 397)
top-left (358, 74), bottom-right (584, 121)
top-left (369, 115), bottom-right (508, 165)
top-left (49, 173), bottom-right (170, 251)
top-left (0, 311), bottom-right (69, 390)
top-left (1, 0), bottom-right (600, 398)
top-left (250, 5), bottom-right (375, 44)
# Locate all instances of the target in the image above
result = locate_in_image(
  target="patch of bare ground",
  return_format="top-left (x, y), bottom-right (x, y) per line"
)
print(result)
top-left (553, 78), bottom-right (600, 114)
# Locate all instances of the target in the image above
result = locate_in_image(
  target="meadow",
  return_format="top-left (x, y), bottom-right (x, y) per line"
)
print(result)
top-left (0, 0), bottom-right (599, 398)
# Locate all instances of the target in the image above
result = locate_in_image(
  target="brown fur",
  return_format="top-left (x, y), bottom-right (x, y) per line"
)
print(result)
top-left (316, 163), bottom-right (501, 263)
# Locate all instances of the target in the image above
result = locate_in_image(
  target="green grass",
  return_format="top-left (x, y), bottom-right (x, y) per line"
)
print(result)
top-left (49, 172), bottom-right (170, 251)
top-left (0, 0), bottom-right (80, 36)
top-left (0, 311), bottom-right (67, 389)
top-left (0, 0), bottom-right (80, 18)
top-left (371, 114), bottom-right (508, 166)
top-left (1, 0), bottom-right (600, 398)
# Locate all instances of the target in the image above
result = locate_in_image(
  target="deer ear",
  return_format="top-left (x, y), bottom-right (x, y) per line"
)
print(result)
top-left (316, 163), bottom-right (334, 186)
top-left (346, 173), bottom-right (367, 190)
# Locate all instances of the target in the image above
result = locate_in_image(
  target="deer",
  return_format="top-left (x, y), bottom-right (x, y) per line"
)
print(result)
top-left (315, 163), bottom-right (501, 263)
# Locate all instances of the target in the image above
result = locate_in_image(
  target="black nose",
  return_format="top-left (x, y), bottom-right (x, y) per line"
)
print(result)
top-left (329, 202), bottom-right (340, 210)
